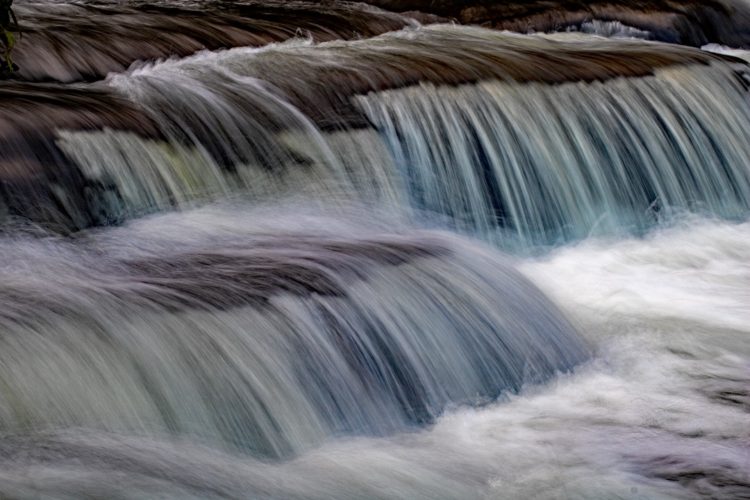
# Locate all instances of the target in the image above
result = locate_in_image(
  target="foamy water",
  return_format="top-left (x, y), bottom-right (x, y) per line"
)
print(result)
top-left (0, 214), bottom-right (746, 499)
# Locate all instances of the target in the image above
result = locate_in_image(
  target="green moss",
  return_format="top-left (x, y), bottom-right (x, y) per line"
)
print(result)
top-left (0, 0), bottom-right (19, 73)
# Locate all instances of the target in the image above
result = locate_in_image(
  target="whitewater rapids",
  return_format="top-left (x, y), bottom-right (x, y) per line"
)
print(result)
top-left (0, 212), bottom-right (746, 499)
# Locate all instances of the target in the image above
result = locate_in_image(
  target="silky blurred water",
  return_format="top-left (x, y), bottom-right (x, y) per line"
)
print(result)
top-left (0, 9), bottom-right (748, 499)
top-left (13, 25), bottom-right (744, 242)
top-left (0, 213), bottom-right (746, 499)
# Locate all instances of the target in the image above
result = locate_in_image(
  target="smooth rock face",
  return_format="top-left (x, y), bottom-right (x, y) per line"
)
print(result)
top-left (362, 0), bottom-right (750, 47)
top-left (11, 0), bottom-right (415, 82)
top-left (8, 0), bottom-right (750, 85)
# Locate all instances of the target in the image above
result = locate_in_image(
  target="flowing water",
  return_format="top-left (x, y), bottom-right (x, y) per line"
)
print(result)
top-left (0, 1), bottom-right (749, 498)
top-left (0, 214), bottom-right (747, 499)
top-left (6, 25), bottom-right (749, 242)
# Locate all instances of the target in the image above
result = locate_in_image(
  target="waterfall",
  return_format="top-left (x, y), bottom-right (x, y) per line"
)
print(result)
top-left (0, 208), bottom-right (587, 458)
top-left (357, 64), bottom-right (750, 245)
top-left (1, 2), bottom-right (749, 498)
top-left (31, 25), bottom-right (746, 248)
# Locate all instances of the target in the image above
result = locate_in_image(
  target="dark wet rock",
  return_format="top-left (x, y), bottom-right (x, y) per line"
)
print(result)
top-left (0, 82), bottom-right (160, 231)
top-left (638, 453), bottom-right (750, 499)
top-left (11, 0), bottom-right (414, 83)
top-left (7, 0), bottom-right (750, 86)
top-left (120, 236), bottom-right (449, 311)
top-left (363, 0), bottom-right (750, 47)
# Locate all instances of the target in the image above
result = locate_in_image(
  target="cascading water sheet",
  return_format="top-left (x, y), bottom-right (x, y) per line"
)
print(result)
top-left (0, 207), bottom-right (587, 458)
top-left (39, 25), bottom-right (750, 247)
top-left (0, 2), bottom-right (749, 498)
top-left (358, 64), bottom-right (750, 245)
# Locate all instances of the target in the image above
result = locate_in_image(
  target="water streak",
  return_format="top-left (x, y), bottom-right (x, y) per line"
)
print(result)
top-left (0, 206), bottom-right (587, 458)
top-left (358, 64), bottom-right (750, 245)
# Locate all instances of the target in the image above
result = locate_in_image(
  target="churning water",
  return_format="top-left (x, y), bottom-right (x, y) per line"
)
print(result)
top-left (0, 205), bottom-right (587, 460)
top-left (1, 3), bottom-right (749, 499)
top-left (0, 213), bottom-right (747, 499)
